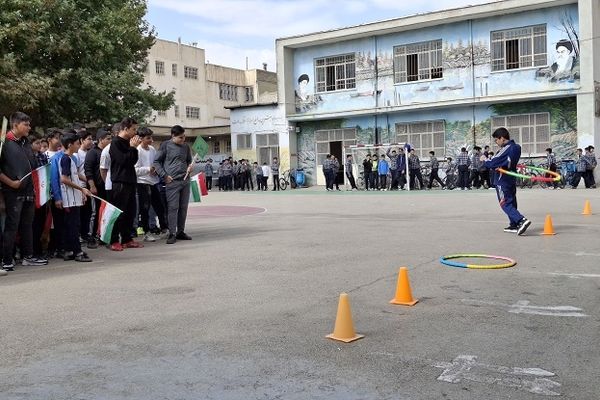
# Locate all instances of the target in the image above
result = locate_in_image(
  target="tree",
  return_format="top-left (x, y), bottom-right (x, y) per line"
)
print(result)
top-left (0, 0), bottom-right (174, 129)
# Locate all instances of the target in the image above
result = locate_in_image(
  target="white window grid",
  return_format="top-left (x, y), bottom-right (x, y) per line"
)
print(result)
top-left (225, 140), bottom-right (232, 153)
top-left (491, 24), bottom-right (546, 71)
top-left (256, 134), bottom-right (279, 165)
top-left (393, 39), bottom-right (443, 83)
top-left (314, 128), bottom-right (356, 165)
top-left (172, 63), bottom-right (178, 77)
top-left (157, 110), bottom-right (167, 117)
top-left (184, 66), bottom-right (198, 79)
top-left (491, 112), bottom-right (550, 155)
top-left (186, 106), bottom-right (200, 119)
top-left (155, 61), bottom-right (165, 75)
top-left (396, 120), bottom-right (445, 158)
top-left (237, 134), bottom-right (252, 149)
top-left (315, 54), bottom-right (356, 93)
top-left (174, 105), bottom-right (179, 118)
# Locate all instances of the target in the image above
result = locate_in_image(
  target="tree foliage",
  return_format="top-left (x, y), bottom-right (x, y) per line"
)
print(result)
top-left (0, 0), bottom-right (174, 128)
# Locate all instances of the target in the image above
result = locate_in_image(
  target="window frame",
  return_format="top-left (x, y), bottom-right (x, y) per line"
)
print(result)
top-left (314, 53), bottom-right (356, 94)
top-left (172, 63), bottom-right (178, 77)
top-left (256, 134), bottom-right (279, 165)
top-left (491, 112), bottom-right (550, 156)
top-left (184, 66), bottom-right (198, 80)
top-left (237, 134), bottom-right (252, 149)
top-left (314, 128), bottom-right (356, 166)
top-left (157, 109), bottom-right (167, 117)
top-left (393, 39), bottom-right (443, 84)
top-left (490, 24), bottom-right (547, 72)
top-left (155, 61), bottom-right (165, 75)
top-left (185, 106), bottom-right (200, 120)
top-left (395, 120), bottom-right (446, 159)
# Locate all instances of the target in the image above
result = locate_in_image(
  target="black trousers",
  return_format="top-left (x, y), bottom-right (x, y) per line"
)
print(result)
top-left (64, 206), bottom-right (82, 255)
top-left (110, 182), bottom-right (136, 245)
top-left (2, 191), bottom-right (34, 264)
top-left (409, 168), bottom-right (424, 189)
top-left (90, 185), bottom-right (106, 241)
top-left (470, 170), bottom-right (481, 188)
top-left (272, 174), bottom-right (280, 190)
top-left (571, 171), bottom-right (584, 188)
top-left (32, 204), bottom-right (48, 257)
top-left (428, 168), bottom-right (445, 188)
top-left (346, 172), bottom-right (357, 189)
top-left (458, 166), bottom-right (470, 189)
top-left (584, 170), bottom-right (596, 188)
top-left (363, 171), bottom-right (372, 190)
top-left (137, 183), bottom-right (167, 233)
top-left (390, 170), bottom-right (399, 189)
top-left (48, 201), bottom-right (65, 254)
top-left (370, 172), bottom-right (378, 189)
top-left (379, 174), bottom-right (387, 189)
top-left (206, 175), bottom-right (212, 190)
top-left (79, 195), bottom-right (93, 240)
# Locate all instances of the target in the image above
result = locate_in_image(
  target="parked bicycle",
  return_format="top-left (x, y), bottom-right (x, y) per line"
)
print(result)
top-left (279, 169), bottom-right (296, 190)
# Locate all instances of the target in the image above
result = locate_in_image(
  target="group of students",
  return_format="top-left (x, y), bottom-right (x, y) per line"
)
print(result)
top-left (203, 157), bottom-right (281, 191)
top-left (0, 112), bottom-right (196, 276)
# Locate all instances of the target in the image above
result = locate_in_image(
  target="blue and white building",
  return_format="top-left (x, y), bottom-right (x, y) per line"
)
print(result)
top-left (265, 0), bottom-right (599, 186)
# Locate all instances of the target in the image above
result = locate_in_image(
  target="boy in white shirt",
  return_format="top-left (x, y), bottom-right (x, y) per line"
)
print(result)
top-left (135, 128), bottom-right (167, 241)
top-left (261, 162), bottom-right (270, 191)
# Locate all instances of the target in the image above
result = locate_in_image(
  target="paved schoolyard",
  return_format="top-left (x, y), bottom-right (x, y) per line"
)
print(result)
top-left (1, 187), bottom-right (599, 399)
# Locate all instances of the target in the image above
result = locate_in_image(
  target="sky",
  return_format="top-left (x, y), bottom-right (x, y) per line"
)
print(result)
top-left (147, 0), bottom-right (500, 71)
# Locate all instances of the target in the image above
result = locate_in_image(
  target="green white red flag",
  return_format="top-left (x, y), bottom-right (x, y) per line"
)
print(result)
top-left (32, 164), bottom-right (51, 208)
top-left (97, 199), bottom-right (122, 243)
top-left (189, 172), bottom-right (208, 203)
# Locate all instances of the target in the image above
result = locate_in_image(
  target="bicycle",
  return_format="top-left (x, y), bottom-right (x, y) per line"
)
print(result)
top-left (279, 169), bottom-right (296, 191)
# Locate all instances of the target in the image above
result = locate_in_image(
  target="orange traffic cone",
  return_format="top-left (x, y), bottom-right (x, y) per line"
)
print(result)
top-left (582, 200), bottom-right (592, 215)
top-left (390, 267), bottom-right (419, 306)
top-left (326, 293), bottom-right (364, 343)
top-left (541, 214), bottom-right (556, 235)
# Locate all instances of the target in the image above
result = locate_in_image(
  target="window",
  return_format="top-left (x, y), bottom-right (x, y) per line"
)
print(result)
top-left (174, 105), bottom-right (179, 118)
top-left (186, 106), bottom-right (200, 119)
top-left (314, 128), bottom-right (356, 165)
top-left (315, 54), bottom-right (356, 93)
top-left (396, 121), bottom-right (445, 158)
top-left (213, 140), bottom-right (220, 154)
top-left (245, 87), bottom-right (254, 102)
top-left (172, 63), bottom-right (178, 77)
top-left (393, 39), bottom-right (443, 83)
top-left (219, 84), bottom-right (238, 101)
top-left (184, 66), bottom-right (198, 79)
top-left (237, 134), bottom-right (252, 149)
top-left (256, 134), bottom-right (279, 165)
top-left (491, 25), bottom-right (547, 71)
top-left (155, 61), bottom-right (165, 75)
top-left (225, 140), bottom-right (231, 153)
top-left (157, 110), bottom-right (167, 117)
top-left (491, 113), bottom-right (550, 154)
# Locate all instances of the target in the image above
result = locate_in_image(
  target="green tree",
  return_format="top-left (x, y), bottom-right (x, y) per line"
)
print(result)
top-left (0, 0), bottom-right (174, 128)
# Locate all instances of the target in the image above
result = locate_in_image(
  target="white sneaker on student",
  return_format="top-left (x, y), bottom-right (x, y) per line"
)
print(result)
top-left (143, 233), bottom-right (157, 242)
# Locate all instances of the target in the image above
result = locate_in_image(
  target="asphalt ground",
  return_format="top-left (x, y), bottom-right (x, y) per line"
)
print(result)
top-left (1, 187), bottom-right (599, 399)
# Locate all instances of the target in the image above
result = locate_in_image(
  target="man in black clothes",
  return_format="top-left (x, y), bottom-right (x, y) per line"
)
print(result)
top-left (84, 128), bottom-right (111, 248)
top-left (108, 117), bottom-right (143, 251)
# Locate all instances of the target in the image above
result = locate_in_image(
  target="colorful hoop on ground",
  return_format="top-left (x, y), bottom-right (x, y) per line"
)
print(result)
top-left (440, 254), bottom-right (517, 269)
top-left (497, 165), bottom-right (561, 183)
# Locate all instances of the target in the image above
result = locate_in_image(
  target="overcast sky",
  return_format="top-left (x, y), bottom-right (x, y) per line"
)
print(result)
top-left (147, 0), bottom-right (500, 71)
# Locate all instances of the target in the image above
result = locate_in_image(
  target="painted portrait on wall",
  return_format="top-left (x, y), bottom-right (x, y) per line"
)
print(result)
top-left (295, 74), bottom-right (322, 113)
top-left (536, 38), bottom-right (580, 82)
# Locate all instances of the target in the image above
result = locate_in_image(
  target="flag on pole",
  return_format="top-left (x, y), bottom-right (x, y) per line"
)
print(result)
top-left (191, 136), bottom-right (209, 158)
top-left (97, 199), bottom-right (122, 243)
top-left (31, 164), bottom-right (51, 208)
top-left (190, 174), bottom-right (203, 203)
top-left (198, 172), bottom-right (208, 196)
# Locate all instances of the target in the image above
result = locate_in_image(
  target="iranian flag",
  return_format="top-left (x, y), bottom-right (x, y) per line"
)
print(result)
top-left (32, 164), bottom-right (51, 208)
top-left (97, 200), bottom-right (122, 243)
top-left (190, 173), bottom-right (208, 203)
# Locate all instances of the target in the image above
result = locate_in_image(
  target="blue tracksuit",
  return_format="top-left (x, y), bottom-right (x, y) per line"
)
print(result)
top-left (484, 140), bottom-right (524, 226)
top-left (49, 150), bottom-right (65, 202)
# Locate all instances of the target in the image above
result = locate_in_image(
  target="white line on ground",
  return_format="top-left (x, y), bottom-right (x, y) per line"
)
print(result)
top-left (461, 299), bottom-right (588, 317)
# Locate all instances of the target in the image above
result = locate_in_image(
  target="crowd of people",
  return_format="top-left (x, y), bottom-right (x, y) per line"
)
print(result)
top-left (203, 157), bottom-right (281, 192)
top-left (0, 112), bottom-right (196, 276)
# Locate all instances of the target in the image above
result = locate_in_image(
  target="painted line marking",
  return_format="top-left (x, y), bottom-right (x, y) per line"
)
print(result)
top-left (546, 272), bottom-right (600, 279)
top-left (434, 355), bottom-right (561, 396)
top-left (462, 299), bottom-right (587, 317)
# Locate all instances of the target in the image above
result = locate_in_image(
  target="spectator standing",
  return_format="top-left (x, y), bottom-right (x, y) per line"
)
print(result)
top-left (457, 147), bottom-right (471, 190)
top-left (108, 117), bottom-right (143, 251)
top-left (378, 155), bottom-right (389, 191)
top-left (386, 148), bottom-right (400, 190)
top-left (271, 157), bottom-right (280, 191)
top-left (408, 149), bottom-right (424, 190)
top-left (30, 136), bottom-right (49, 261)
top-left (584, 146), bottom-right (597, 188)
top-left (222, 159), bottom-right (233, 191)
top-left (545, 148), bottom-right (558, 189)
top-left (345, 155), bottom-right (358, 190)
top-left (76, 130), bottom-right (94, 243)
top-left (254, 162), bottom-right (263, 190)
top-left (0, 112), bottom-right (47, 271)
top-left (571, 148), bottom-right (586, 188)
top-left (469, 146), bottom-right (482, 189)
top-left (362, 155), bottom-right (373, 191)
top-left (84, 128), bottom-right (111, 248)
top-left (427, 151), bottom-right (445, 189)
top-left (261, 162), bottom-right (270, 191)
top-left (322, 154), bottom-right (333, 191)
top-left (204, 159), bottom-right (213, 191)
top-left (153, 125), bottom-right (193, 245)
top-left (371, 154), bottom-right (379, 190)
top-left (331, 156), bottom-right (341, 191)
top-left (59, 133), bottom-right (92, 262)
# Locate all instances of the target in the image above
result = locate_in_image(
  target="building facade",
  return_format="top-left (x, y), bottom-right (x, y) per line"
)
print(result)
top-left (143, 38), bottom-right (277, 159)
top-left (272, 0), bottom-right (599, 186)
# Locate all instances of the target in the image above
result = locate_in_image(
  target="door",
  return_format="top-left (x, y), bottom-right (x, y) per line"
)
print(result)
top-left (330, 141), bottom-right (343, 185)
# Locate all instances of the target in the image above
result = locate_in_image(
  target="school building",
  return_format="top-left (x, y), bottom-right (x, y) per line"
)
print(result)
top-left (229, 0), bottom-right (599, 186)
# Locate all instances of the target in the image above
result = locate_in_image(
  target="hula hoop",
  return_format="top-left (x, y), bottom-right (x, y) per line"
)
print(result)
top-left (497, 165), bottom-right (561, 182)
top-left (440, 254), bottom-right (517, 269)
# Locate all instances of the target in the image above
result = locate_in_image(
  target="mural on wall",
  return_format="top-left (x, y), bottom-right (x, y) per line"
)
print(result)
top-left (296, 97), bottom-right (578, 184)
top-left (291, 5), bottom-right (580, 116)
top-left (295, 74), bottom-right (322, 113)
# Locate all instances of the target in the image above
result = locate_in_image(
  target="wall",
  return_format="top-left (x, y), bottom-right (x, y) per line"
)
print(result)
top-left (296, 98), bottom-right (577, 185)
top-left (290, 4), bottom-right (580, 117)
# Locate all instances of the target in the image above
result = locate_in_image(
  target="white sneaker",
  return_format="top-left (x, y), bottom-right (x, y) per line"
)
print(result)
top-left (143, 233), bottom-right (157, 242)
